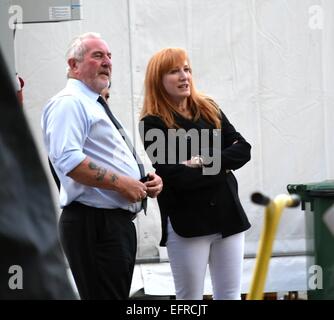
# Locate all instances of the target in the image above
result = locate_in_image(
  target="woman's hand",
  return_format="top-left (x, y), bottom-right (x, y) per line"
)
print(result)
top-left (182, 155), bottom-right (204, 168)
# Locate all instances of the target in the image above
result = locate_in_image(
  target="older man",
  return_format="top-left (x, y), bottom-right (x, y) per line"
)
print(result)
top-left (41, 32), bottom-right (162, 299)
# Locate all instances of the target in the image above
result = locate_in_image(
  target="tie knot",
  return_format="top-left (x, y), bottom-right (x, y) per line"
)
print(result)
top-left (97, 96), bottom-right (107, 106)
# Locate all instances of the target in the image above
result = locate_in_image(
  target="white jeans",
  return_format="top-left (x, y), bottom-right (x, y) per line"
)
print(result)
top-left (167, 219), bottom-right (245, 300)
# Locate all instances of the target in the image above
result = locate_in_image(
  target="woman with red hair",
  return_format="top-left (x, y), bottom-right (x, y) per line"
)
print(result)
top-left (140, 47), bottom-right (251, 300)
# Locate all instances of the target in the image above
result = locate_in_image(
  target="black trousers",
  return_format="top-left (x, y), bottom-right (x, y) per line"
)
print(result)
top-left (59, 201), bottom-right (137, 300)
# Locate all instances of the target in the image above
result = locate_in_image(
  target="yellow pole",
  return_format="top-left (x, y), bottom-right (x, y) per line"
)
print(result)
top-left (246, 194), bottom-right (296, 300)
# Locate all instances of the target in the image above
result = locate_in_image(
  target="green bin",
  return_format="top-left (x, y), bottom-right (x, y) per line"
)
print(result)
top-left (287, 180), bottom-right (334, 299)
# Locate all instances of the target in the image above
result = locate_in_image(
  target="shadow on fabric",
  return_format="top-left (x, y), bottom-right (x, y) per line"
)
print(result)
top-left (0, 48), bottom-right (75, 299)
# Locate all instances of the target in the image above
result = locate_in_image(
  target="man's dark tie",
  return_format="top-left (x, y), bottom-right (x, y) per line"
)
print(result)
top-left (97, 96), bottom-right (147, 213)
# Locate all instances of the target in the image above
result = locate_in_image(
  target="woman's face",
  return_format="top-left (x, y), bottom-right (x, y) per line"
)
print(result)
top-left (162, 60), bottom-right (191, 104)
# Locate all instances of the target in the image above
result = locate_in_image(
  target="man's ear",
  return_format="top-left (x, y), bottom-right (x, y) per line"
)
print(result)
top-left (68, 58), bottom-right (78, 71)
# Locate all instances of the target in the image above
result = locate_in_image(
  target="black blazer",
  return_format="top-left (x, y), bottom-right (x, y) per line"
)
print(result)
top-left (141, 109), bottom-right (251, 246)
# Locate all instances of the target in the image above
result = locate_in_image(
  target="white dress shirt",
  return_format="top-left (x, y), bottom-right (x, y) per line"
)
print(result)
top-left (41, 78), bottom-right (142, 212)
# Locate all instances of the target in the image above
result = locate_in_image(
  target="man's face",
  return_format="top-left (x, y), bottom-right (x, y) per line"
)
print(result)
top-left (72, 38), bottom-right (112, 94)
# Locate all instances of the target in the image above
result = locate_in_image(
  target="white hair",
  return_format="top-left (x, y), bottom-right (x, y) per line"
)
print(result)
top-left (66, 32), bottom-right (102, 75)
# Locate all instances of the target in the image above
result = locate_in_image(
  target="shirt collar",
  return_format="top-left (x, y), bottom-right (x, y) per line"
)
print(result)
top-left (66, 78), bottom-right (100, 102)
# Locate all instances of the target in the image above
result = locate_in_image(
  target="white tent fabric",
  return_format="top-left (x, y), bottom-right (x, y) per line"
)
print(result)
top-left (131, 256), bottom-right (308, 297)
top-left (14, 0), bottom-right (334, 295)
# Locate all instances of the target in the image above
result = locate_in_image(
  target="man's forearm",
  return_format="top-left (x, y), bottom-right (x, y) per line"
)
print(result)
top-left (67, 157), bottom-right (120, 190)
top-left (66, 156), bottom-right (149, 203)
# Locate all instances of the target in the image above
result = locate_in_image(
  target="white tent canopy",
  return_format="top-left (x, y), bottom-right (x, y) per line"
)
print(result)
top-left (12, 0), bottom-right (334, 295)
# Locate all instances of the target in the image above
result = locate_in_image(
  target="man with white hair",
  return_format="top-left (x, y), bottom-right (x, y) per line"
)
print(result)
top-left (41, 33), bottom-right (162, 299)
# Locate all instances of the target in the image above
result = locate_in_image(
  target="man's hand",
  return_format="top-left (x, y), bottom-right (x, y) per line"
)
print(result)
top-left (116, 175), bottom-right (148, 203)
top-left (143, 172), bottom-right (163, 198)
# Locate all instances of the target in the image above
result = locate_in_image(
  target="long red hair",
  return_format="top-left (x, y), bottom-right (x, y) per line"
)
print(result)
top-left (140, 48), bottom-right (221, 128)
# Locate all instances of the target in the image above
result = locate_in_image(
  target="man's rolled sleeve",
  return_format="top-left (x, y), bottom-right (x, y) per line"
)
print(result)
top-left (43, 95), bottom-right (89, 176)
top-left (53, 150), bottom-right (86, 176)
